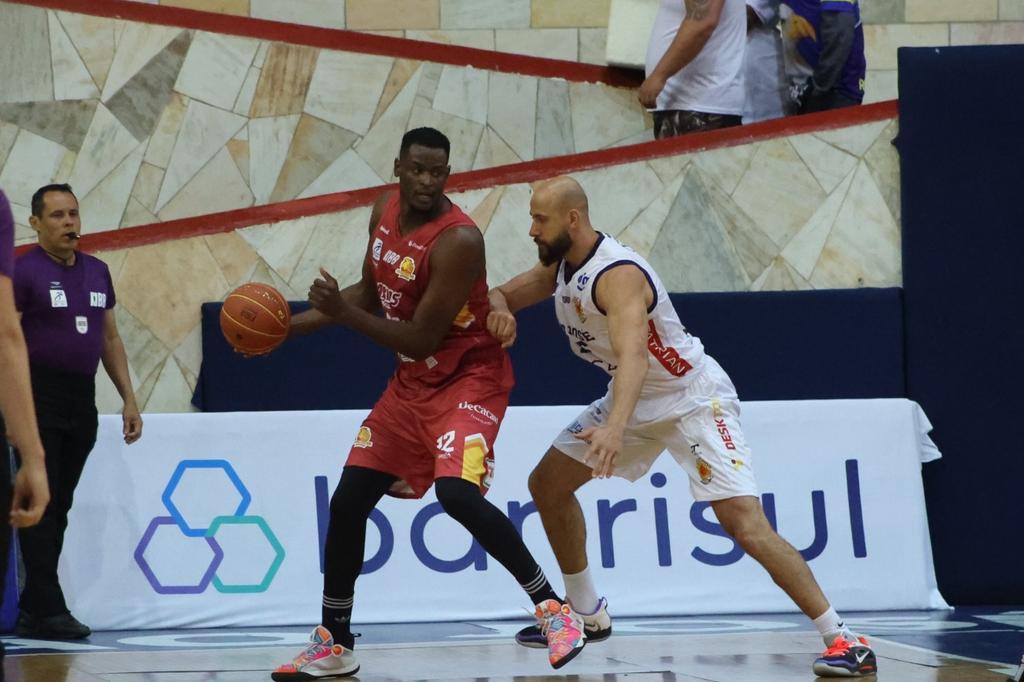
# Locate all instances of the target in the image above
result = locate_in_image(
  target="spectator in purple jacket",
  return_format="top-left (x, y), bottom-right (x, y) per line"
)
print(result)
top-left (780, 0), bottom-right (866, 112)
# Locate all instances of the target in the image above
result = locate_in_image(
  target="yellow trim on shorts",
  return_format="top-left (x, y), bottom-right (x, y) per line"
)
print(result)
top-left (461, 434), bottom-right (489, 485)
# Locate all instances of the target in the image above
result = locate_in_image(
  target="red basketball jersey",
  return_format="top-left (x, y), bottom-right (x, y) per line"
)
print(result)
top-left (370, 193), bottom-right (509, 389)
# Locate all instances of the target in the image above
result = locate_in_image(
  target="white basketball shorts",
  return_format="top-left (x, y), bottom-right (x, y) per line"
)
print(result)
top-left (551, 358), bottom-right (760, 502)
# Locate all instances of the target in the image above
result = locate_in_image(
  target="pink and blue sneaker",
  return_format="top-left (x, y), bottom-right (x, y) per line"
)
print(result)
top-left (534, 598), bottom-right (586, 669)
top-left (271, 625), bottom-right (359, 680)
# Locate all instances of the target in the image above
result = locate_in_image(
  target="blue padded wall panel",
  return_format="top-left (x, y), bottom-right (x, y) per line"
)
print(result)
top-left (899, 45), bottom-right (1024, 604)
top-left (195, 288), bottom-right (904, 412)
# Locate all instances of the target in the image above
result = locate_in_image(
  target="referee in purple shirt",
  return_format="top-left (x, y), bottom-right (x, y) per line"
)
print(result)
top-left (0, 188), bottom-right (50, 661)
top-left (13, 184), bottom-right (142, 640)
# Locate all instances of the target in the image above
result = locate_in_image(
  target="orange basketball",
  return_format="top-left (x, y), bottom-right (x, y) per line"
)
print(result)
top-left (220, 283), bottom-right (290, 355)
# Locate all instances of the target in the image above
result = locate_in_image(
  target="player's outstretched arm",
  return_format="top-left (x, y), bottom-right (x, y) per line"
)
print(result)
top-left (310, 225), bottom-right (483, 360)
top-left (491, 261), bottom-right (558, 314)
top-left (290, 194), bottom-right (389, 337)
top-left (487, 262), bottom-right (557, 348)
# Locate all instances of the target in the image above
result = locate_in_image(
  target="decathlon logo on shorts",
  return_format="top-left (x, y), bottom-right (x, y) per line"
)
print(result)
top-left (133, 460), bottom-right (285, 595)
top-left (458, 401), bottom-right (498, 424)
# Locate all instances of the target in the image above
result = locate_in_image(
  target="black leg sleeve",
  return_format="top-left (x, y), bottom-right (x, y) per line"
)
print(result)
top-left (435, 477), bottom-right (558, 605)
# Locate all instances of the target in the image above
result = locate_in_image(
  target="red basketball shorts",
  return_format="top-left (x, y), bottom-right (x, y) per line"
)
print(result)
top-left (345, 361), bottom-right (512, 498)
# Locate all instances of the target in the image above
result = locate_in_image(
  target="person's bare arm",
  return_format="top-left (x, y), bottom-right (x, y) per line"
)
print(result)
top-left (486, 262), bottom-right (558, 348)
top-left (290, 193), bottom-right (389, 337)
top-left (639, 0), bottom-right (727, 108)
top-left (101, 308), bottom-right (142, 444)
top-left (309, 225), bottom-right (484, 360)
top-left (0, 275), bottom-right (50, 526)
top-left (576, 265), bottom-right (651, 478)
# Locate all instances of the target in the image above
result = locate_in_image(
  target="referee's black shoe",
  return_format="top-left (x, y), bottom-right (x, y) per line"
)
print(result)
top-left (15, 611), bottom-right (92, 640)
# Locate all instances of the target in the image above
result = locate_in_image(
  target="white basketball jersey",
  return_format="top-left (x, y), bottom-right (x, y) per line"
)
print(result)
top-left (553, 235), bottom-right (707, 412)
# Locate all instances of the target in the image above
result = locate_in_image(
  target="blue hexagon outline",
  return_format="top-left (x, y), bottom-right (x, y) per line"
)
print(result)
top-left (162, 460), bottom-right (251, 537)
top-left (134, 516), bottom-right (224, 594)
top-left (207, 515), bottom-right (285, 593)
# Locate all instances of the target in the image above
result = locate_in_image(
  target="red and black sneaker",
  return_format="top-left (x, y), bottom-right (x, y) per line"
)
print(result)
top-left (813, 634), bottom-right (877, 677)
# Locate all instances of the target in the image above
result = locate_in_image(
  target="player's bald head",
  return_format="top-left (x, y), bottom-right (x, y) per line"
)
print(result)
top-left (529, 176), bottom-right (595, 265)
top-left (532, 176), bottom-right (589, 218)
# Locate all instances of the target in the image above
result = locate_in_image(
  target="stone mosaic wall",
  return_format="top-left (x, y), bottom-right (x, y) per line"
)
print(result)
top-left (0, 3), bottom-right (905, 413)
top-left (119, 0), bottom-right (1024, 104)
top-left (0, 4), bottom-right (651, 242)
top-left (84, 118), bottom-right (899, 413)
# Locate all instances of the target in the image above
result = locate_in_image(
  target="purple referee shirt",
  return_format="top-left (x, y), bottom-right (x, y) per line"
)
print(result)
top-left (0, 191), bottom-right (13, 279)
top-left (14, 245), bottom-right (116, 375)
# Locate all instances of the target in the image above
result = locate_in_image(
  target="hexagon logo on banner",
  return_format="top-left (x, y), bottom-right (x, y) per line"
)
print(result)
top-left (207, 515), bottom-right (286, 593)
top-left (134, 460), bottom-right (284, 596)
top-left (135, 517), bottom-right (224, 594)
top-left (162, 460), bottom-right (251, 537)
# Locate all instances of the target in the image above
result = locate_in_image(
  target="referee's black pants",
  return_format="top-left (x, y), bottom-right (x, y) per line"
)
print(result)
top-left (17, 365), bottom-right (97, 618)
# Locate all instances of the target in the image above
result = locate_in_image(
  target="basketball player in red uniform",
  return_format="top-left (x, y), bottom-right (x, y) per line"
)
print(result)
top-left (271, 128), bottom-right (585, 681)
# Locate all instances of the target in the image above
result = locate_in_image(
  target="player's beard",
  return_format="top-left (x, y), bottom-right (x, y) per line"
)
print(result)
top-left (536, 230), bottom-right (572, 266)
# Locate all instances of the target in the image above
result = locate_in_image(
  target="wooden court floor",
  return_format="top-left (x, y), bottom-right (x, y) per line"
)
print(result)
top-left (4, 609), bottom-right (1021, 681)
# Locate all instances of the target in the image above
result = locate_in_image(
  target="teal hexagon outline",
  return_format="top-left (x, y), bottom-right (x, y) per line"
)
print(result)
top-left (206, 515), bottom-right (285, 593)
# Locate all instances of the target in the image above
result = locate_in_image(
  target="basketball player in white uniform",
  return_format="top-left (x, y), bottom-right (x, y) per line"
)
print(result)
top-left (487, 176), bottom-right (877, 677)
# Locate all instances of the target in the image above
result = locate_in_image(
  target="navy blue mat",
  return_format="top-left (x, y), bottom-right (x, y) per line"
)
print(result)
top-left (194, 288), bottom-right (905, 411)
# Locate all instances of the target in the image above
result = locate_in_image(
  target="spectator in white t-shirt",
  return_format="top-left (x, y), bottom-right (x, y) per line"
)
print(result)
top-left (640, 0), bottom-right (747, 139)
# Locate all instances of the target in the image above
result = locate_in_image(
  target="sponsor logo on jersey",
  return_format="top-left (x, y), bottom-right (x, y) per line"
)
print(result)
top-left (383, 249), bottom-right (400, 265)
top-left (378, 225), bottom-right (390, 235)
top-left (407, 241), bottom-right (426, 251)
top-left (372, 238), bottom-right (383, 262)
top-left (647, 320), bottom-right (693, 377)
top-left (90, 291), bottom-right (107, 307)
top-left (711, 399), bottom-right (738, 451)
top-left (49, 288), bottom-right (67, 308)
top-left (564, 324), bottom-right (597, 359)
top-left (576, 274), bottom-right (590, 291)
top-left (377, 282), bottom-right (402, 310)
top-left (573, 297), bottom-right (587, 323)
top-left (75, 316), bottom-right (88, 334)
top-left (353, 426), bottom-right (373, 448)
top-left (396, 256), bottom-right (417, 281)
top-left (459, 401), bottom-right (499, 424)
top-left (565, 325), bottom-right (596, 343)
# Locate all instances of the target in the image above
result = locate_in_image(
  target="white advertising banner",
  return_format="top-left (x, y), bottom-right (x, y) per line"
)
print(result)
top-left (59, 399), bottom-right (947, 630)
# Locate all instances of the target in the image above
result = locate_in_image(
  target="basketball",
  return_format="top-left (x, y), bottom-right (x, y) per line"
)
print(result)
top-left (220, 283), bottom-right (291, 355)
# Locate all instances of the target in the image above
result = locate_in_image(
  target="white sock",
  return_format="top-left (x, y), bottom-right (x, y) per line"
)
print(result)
top-left (563, 567), bottom-right (599, 614)
top-left (813, 606), bottom-right (852, 644)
